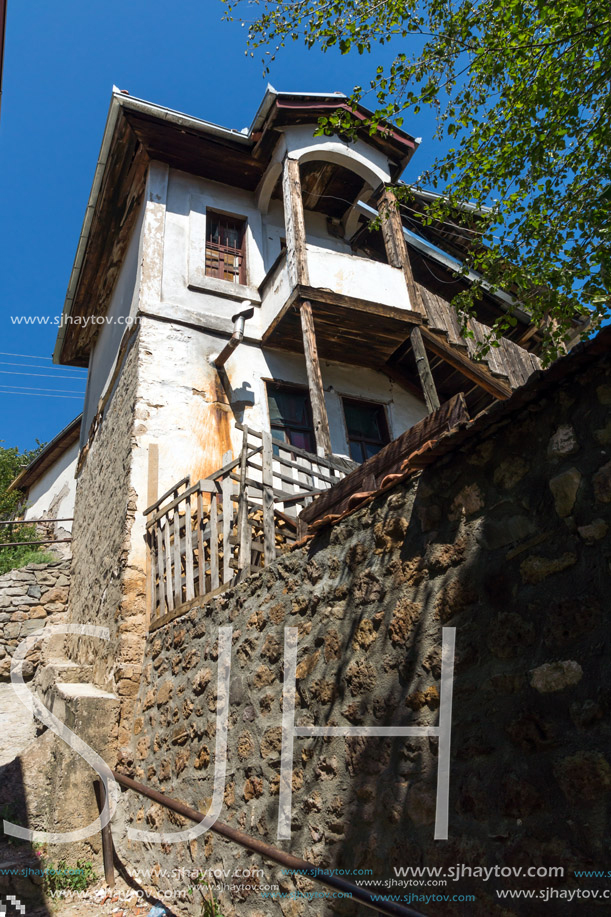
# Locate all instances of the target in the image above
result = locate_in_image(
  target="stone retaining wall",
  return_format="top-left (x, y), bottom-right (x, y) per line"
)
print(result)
top-left (0, 560), bottom-right (70, 680)
top-left (114, 350), bottom-right (611, 917)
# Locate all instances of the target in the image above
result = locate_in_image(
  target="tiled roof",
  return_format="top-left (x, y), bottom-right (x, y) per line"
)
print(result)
top-left (296, 325), bottom-right (608, 539)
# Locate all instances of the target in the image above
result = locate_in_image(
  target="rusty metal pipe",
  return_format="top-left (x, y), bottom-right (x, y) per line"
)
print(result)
top-left (112, 770), bottom-right (426, 917)
top-left (93, 780), bottom-right (116, 889)
top-left (212, 303), bottom-right (254, 368)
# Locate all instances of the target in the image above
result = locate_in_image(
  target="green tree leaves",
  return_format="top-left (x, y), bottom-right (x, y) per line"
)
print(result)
top-left (223, 0), bottom-right (611, 358)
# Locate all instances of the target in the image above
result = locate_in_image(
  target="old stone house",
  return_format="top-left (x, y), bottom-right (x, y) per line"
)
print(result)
top-left (48, 88), bottom-right (562, 732)
top-left (4, 88), bottom-right (607, 917)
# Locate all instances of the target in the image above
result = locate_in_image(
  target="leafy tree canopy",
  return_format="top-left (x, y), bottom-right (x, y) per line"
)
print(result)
top-left (223, 0), bottom-right (611, 358)
top-left (0, 442), bottom-right (45, 520)
top-left (0, 442), bottom-right (53, 574)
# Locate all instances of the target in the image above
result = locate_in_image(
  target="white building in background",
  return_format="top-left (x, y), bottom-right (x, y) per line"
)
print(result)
top-left (9, 415), bottom-right (80, 556)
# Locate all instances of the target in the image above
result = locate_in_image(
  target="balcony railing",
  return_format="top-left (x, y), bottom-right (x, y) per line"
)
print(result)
top-left (144, 426), bottom-right (352, 629)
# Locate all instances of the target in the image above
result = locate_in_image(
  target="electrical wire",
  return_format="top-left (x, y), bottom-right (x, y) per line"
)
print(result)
top-left (0, 351), bottom-right (68, 361)
top-left (0, 384), bottom-right (86, 394)
top-left (0, 390), bottom-right (84, 400)
top-left (0, 370), bottom-right (86, 381)
top-left (0, 361), bottom-right (88, 373)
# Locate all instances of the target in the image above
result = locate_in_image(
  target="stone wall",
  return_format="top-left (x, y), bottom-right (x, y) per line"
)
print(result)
top-left (0, 560), bottom-right (70, 680)
top-left (114, 348), bottom-right (611, 917)
top-left (66, 339), bottom-right (145, 735)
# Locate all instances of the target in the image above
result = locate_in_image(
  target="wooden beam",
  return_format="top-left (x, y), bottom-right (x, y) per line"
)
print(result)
top-left (146, 443), bottom-right (159, 624)
top-left (282, 157), bottom-right (309, 287)
top-left (299, 393), bottom-right (470, 525)
top-left (420, 327), bottom-right (512, 400)
top-left (300, 300), bottom-right (332, 457)
top-left (378, 187), bottom-right (426, 317)
top-left (410, 326), bottom-right (441, 413)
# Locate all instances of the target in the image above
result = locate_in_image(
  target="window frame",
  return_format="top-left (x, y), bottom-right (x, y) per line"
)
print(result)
top-left (341, 396), bottom-right (391, 464)
top-left (204, 209), bottom-right (247, 286)
top-left (265, 381), bottom-right (316, 455)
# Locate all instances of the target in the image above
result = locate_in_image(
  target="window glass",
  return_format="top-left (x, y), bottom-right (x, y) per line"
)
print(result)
top-left (267, 384), bottom-right (315, 454)
top-left (205, 212), bottom-right (246, 284)
top-left (343, 398), bottom-right (390, 464)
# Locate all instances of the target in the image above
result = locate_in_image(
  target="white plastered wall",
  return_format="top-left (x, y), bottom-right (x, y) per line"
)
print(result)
top-left (23, 440), bottom-right (79, 533)
top-left (222, 343), bottom-right (426, 459)
top-left (81, 200), bottom-right (145, 441)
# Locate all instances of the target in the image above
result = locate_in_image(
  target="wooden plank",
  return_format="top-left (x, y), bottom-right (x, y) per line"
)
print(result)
top-left (296, 286), bottom-right (425, 327)
top-left (410, 326), bottom-right (441, 413)
top-left (172, 504), bottom-right (182, 608)
top-left (146, 444), bottom-right (159, 624)
top-left (196, 490), bottom-right (205, 597)
top-left (235, 422), bottom-right (349, 474)
top-left (144, 476), bottom-right (190, 517)
top-left (378, 188), bottom-right (426, 317)
top-left (147, 478), bottom-right (216, 528)
top-left (163, 517), bottom-right (174, 613)
top-left (184, 493), bottom-right (194, 602)
top-left (300, 393), bottom-right (470, 525)
top-left (282, 157), bottom-right (309, 287)
top-left (156, 521), bottom-right (166, 619)
top-left (148, 582), bottom-right (234, 634)
top-left (209, 490), bottom-right (220, 591)
top-left (147, 530), bottom-right (157, 622)
top-left (441, 298), bottom-right (468, 347)
top-left (237, 427), bottom-right (250, 574)
top-left (300, 299), bottom-right (333, 456)
top-left (248, 459), bottom-right (338, 489)
top-left (261, 430), bottom-right (277, 564)
top-left (420, 327), bottom-right (512, 400)
top-left (221, 450), bottom-right (234, 584)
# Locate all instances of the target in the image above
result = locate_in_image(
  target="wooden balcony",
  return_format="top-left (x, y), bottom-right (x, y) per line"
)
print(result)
top-left (144, 427), bottom-right (352, 630)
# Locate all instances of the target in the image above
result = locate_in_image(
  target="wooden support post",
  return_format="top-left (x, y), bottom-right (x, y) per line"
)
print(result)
top-left (145, 444), bottom-right (159, 624)
top-left (411, 326), bottom-right (441, 413)
top-left (93, 780), bottom-right (115, 889)
top-left (282, 157), bottom-right (309, 286)
top-left (261, 430), bottom-right (277, 565)
top-left (221, 450), bottom-right (234, 584)
top-left (300, 300), bottom-right (333, 457)
top-left (379, 188), bottom-right (426, 317)
top-left (281, 156), bottom-right (332, 455)
top-left (237, 427), bottom-right (250, 574)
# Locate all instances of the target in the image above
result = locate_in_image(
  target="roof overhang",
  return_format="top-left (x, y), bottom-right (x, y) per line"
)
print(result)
top-left (54, 88), bottom-right (419, 366)
top-left (9, 415), bottom-right (82, 493)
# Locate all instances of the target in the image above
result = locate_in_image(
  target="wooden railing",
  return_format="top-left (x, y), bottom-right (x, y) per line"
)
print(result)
top-left (144, 427), bottom-right (352, 628)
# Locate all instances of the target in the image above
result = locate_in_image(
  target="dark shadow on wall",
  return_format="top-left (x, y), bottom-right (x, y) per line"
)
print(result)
top-left (289, 358), bottom-right (611, 916)
top-left (0, 756), bottom-right (52, 917)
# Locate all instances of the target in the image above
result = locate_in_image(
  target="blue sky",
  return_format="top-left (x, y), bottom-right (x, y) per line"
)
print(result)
top-left (0, 0), bottom-right (442, 452)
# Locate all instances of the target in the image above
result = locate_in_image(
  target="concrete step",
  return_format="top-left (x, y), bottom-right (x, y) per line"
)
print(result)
top-left (47, 682), bottom-right (119, 736)
top-left (37, 660), bottom-right (93, 695)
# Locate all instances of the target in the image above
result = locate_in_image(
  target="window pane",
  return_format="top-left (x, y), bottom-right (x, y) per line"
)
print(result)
top-left (269, 388), bottom-right (310, 427)
top-left (205, 212), bottom-right (245, 284)
top-left (289, 430), bottom-right (315, 453)
top-left (344, 401), bottom-right (385, 440)
top-left (343, 398), bottom-right (389, 464)
top-left (267, 384), bottom-right (315, 455)
top-left (364, 442), bottom-right (383, 460)
top-left (349, 440), bottom-right (364, 463)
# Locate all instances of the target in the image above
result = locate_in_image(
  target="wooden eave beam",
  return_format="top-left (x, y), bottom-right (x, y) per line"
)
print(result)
top-left (59, 115), bottom-right (149, 365)
top-left (282, 157), bottom-right (309, 287)
top-left (378, 187), bottom-right (427, 318)
top-left (281, 157), bottom-right (332, 455)
top-left (410, 326), bottom-right (441, 413)
top-left (420, 327), bottom-right (512, 400)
